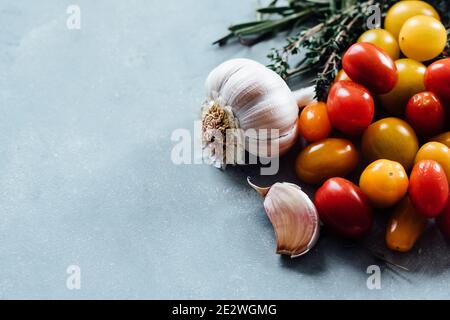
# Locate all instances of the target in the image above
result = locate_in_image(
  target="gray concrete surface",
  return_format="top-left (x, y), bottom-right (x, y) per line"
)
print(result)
top-left (0, 0), bottom-right (449, 299)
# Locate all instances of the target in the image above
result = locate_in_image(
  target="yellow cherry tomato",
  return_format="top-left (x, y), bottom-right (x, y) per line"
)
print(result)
top-left (357, 29), bottom-right (400, 60)
top-left (295, 138), bottom-right (359, 185)
top-left (385, 0), bottom-right (440, 39)
top-left (298, 102), bottom-right (331, 142)
top-left (362, 118), bottom-right (419, 171)
top-left (431, 132), bottom-right (450, 148)
top-left (334, 69), bottom-right (350, 82)
top-left (415, 142), bottom-right (450, 184)
top-left (386, 197), bottom-right (427, 252)
top-left (379, 59), bottom-right (426, 115)
top-left (360, 159), bottom-right (409, 208)
top-left (399, 16), bottom-right (447, 62)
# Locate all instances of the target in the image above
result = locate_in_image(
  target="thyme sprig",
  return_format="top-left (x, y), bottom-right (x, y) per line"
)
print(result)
top-left (267, 0), bottom-right (395, 100)
top-left (216, 0), bottom-right (450, 101)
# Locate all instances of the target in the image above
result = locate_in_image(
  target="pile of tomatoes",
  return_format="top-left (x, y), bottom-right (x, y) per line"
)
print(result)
top-left (296, 0), bottom-right (450, 252)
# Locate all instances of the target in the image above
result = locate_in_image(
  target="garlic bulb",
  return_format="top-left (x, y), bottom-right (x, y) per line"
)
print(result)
top-left (248, 178), bottom-right (320, 258)
top-left (201, 58), bottom-right (316, 168)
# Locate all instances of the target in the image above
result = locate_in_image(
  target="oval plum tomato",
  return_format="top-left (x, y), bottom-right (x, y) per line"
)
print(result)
top-left (314, 178), bottom-right (373, 239)
top-left (425, 58), bottom-right (450, 105)
top-left (437, 195), bottom-right (450, 239)
top-left (342, 43), bottom-right (397, 94)
top-left (359, 160), bottom-right (409, 208)
top-left (405, 92), bottom-right (445, 137)
top-left (327, 81), bottom-right (374, 135)
top-left (295, 138), bottom-right (359, 185)
top-left (385, 197), bottom-right (427, 253)
top-left (409, 160), bottom-right (449, 218)
top-left (298, 102), bottom-right (331, 142)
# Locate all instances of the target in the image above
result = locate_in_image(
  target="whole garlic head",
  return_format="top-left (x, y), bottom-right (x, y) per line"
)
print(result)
top-left (201, 59), bottom-right (299, 168)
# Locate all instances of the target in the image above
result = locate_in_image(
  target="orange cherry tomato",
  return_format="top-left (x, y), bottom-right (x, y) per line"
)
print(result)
top-left (409, 160), bottom-right (449, 218)
top-left (298, 102), bottom-right (331, 142)
top-left (295, 138), bottom-right (359, 185)
top-left (386, 197), bottom-right (427, 253)
top-left (359, 159), bottom-right (409, 208)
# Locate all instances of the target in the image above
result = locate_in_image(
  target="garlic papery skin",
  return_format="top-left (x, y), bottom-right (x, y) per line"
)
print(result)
top-left (248, 178), bottom-right (320, 258)
top-left (201, 58), bottom-right (315, 169)
top-left (292, 85), bottom-right (317, 109)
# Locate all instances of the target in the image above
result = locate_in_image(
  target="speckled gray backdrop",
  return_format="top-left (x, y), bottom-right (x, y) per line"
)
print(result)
top-left (0, 0), bottom-right (449, 299)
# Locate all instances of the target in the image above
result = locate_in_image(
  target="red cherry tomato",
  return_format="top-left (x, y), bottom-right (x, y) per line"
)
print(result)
top-left (437, 195), bottom-right (450, 239)
top-left (314, 177), bottom-right (373, 239)
top-left (405, 92), bottom-right (445, 137)
top-left (342, 43), bottom-right (398, 94)
top-left (327, 81), bottom-right (374, 135)
top-left (409, 160), bottom-right (449, 218)
top-left (425, 58), bottom-right (450, 105)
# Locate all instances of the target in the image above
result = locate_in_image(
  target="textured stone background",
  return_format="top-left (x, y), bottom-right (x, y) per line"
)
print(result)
top-left (0, 0), bottom-right (449, 299)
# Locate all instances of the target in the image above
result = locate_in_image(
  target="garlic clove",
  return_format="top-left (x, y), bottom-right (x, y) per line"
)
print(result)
top-left (248, 178), bottom-right (320, 258)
